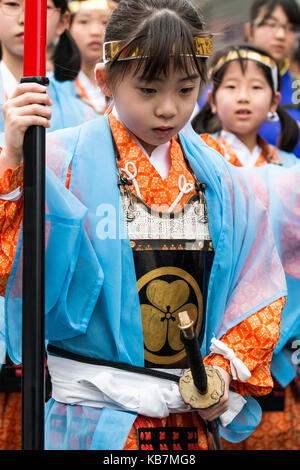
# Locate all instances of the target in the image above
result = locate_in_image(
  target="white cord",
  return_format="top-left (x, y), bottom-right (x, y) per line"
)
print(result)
top-left (168, 174), bottom-right (193, 213)
top-left (120, 161), bottom-right (142, 198)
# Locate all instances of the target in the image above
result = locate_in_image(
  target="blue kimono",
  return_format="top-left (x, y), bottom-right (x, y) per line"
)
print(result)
top-left (0, 68), bottom-right (98, 380)
top-left (2, 116), bottom-right (290, 449)
top-left (183, 125), bottom-right (300, 389)
top-left (0, 68), bottom-right (97, 134)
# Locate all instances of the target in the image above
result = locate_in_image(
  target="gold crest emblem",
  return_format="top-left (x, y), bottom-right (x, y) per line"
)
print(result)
top-left (137, 267), bottom-right (203, 365)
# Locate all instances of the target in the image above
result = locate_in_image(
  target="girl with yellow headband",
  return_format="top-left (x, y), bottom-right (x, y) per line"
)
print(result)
top-left (69, 0), bottom-right (117, 113)
top-left (0, 0), bottom-right (292, 451)
top-left (192, 44), bottom-right (299, 167)
top-left (191, 44), bottom-right (300, 451)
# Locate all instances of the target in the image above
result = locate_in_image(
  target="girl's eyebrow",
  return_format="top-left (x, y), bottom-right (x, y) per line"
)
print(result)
top-left (137, 74), bottom-right (200, 83)
top-left (76, 13), bottom-right (93, 18)
top-left (179, 74), bottom-right (200, 82)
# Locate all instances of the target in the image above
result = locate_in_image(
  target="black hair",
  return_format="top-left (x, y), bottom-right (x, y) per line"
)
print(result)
top-left (104, 0), bottom-right (209, 86)
top-left (51, 0), bottom-right (81, 81)
top-left (192, 44), bottom-right (299, 153)
top-left (249, 0), bottom-right (300, 28)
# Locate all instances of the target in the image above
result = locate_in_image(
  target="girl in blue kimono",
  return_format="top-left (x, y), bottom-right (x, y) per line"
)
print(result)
top-left (0, 0), bottom-right (97, 133)
top-left (0, 0), bottom-right (297, 451)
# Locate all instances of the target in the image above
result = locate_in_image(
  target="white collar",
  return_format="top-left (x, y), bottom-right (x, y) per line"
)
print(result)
top-left (220, 130), bottom-right (262, 167)
top-left (77, 70), bottom-right (106, 113)
top-left (111, 107), bottom-right (171, 180)
top-left (0, 61), bottom-right (18, 99)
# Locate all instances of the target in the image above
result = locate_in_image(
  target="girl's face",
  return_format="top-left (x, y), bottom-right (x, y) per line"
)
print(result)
top-left (0, 0), bottom-right (68, 59)
top-left (99, 62), bottom-right (201, 155)
top-left (245, 6), bottom-right (297, 66)
top-left (208, 60), bottom-right (280, 141)
top-left (70, 8), bottom-right (112, 64)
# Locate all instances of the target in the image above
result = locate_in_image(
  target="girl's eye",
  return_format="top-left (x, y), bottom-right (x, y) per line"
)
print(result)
top-left (140, 88), bottom-right (156, 95)
top-left (252, 85), bottom-right (263, 89)
top-left (181, 87), bottom-right (194, 95)
top-left (225, 85), bottom-right (236, 89)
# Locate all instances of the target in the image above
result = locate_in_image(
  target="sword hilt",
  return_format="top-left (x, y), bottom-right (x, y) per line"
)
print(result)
top-left (178, 311), bottom-right (224, 410)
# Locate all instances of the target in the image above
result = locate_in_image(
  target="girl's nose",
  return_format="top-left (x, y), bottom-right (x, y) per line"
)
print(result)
top-left (90, 22), bottom-right (102, 36)
top-left (236, 87), bottom-right (250, 103)
top-left (18, 7), bottom-right (25, 25)
top-left (155, 97), bottom-right (177, 119)
top-left (274, 25), bottom-right (287, 40)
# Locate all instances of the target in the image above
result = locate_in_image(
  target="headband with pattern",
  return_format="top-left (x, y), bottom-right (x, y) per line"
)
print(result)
top-left (68, 0), bottom-right (116, 14)
top-left (103, 37), bottom-right (213, 64)
top-left (208, 49), bottom-right (278, 91)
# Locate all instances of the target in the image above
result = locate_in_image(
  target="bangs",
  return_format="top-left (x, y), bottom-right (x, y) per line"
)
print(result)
top-left (107, 9), bottom-right (207, 83)
top-left (253, 0), bottom-right (300, 26)
top-left (211, 50), bottom-right (276, 96)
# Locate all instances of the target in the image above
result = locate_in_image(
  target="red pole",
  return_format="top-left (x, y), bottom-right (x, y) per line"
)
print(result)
top-left (23, 0), bottom-right (47, 77)
top-left (21, 0), bottom-right (48, 450)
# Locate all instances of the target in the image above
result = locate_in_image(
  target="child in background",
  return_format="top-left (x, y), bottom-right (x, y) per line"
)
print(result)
top-left (0, 0), bottom-right (97, 134)
top-left (244, 0), bottom-right (300, 158)
top-left (192, 44), bottom-right (299, 167)
top-left (191, 44), bottom-right (300, 450)
top-left (197, 0), bottom-right (300, 159)
top-left (69, 0), bottom-right (116, 113)
top-left (0, 0), bottom-right (290, 450)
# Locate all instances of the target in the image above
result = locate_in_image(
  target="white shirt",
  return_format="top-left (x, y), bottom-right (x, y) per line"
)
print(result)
top-left (0, 61), bottom-right (18, 99)
top-left (77, 70), bottom-right (106, 114)
top-left (220, 130), bottom-right (262, 167)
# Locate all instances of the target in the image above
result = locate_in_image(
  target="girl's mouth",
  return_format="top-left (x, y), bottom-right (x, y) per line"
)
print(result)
top-left (88, 42), bottom-right (102, 50)
top-left (236, 110), bottom-right (251, 118)
top-left (153, 126), bottom-right (174, 137)
top-left (16, 33), bottom-right (24, 41)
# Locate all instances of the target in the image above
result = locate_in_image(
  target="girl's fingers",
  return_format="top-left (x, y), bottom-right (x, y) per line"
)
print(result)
top-left (10, 82), bottom-right (48, 99)
top-left (4, 91), bottom-right (52, 109)
top-left (196, 398), bottom-right (229, 421)
top-left (9, 103), bottom-right (52, 119)
top-left (9, 115), bottom-right (51, 130)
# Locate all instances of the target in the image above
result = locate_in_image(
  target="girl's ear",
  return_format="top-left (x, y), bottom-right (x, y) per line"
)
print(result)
top-left (270, 91), bottom-right (281, 114)
top-left (95, 63), bottom-right (113, 97)
top-left (55, 11), bottom-right (70, 37)
top-left (207, 90), bottom-right (217, 114)
top-left (244, 22), bottom-right (253, 42)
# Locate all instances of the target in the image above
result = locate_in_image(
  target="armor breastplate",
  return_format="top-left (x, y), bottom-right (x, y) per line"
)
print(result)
top-left (122, 192), bottom-right (214, 368)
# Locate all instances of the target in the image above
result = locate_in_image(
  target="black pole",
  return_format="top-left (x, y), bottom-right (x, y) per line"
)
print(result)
top-left (21, 76), bottom-right (49, 450)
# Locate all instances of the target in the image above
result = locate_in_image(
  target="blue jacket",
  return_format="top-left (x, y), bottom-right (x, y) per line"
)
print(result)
top-left (0, 70), bottom-right (97, 134)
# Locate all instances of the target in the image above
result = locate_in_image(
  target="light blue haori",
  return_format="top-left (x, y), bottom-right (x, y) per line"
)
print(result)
top-left (184, 124), bottom-right (300, 387)
top-left (236, 162), bottom-right (300, 387)
top-left (0, 68), bottom-right (97, 136)
top-left (2, 116), bottom-right (288, 449)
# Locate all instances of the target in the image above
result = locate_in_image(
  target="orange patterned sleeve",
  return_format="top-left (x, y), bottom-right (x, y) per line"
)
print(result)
top-left (0, 161), bottom-right (23, 296)
top-left (203, 297), bottom-right (285, 396)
